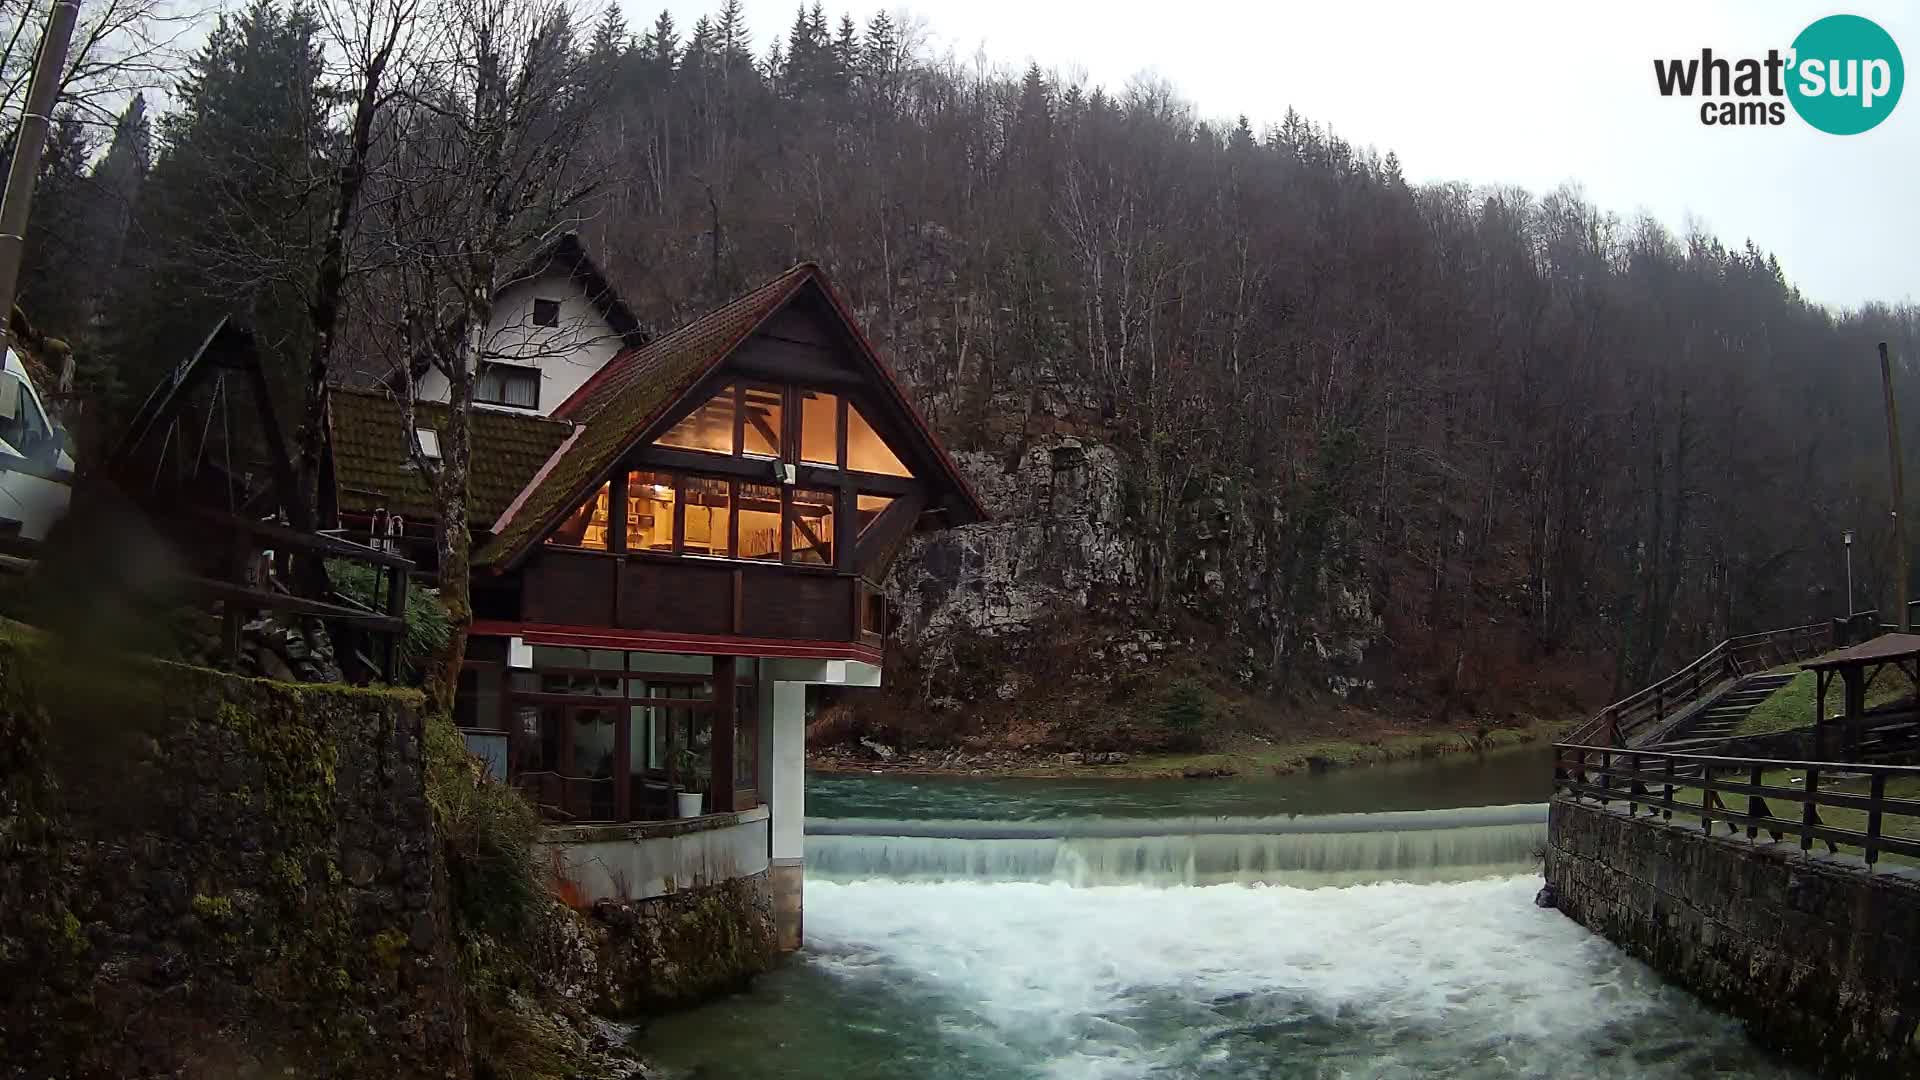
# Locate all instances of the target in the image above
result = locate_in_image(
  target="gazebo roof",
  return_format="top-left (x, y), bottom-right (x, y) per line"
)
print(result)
top-left (1802, 633), bottom-right (1920, 672)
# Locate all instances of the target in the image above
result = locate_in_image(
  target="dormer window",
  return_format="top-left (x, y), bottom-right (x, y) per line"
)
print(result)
top-left (532, 297), bottom-right (561, 327)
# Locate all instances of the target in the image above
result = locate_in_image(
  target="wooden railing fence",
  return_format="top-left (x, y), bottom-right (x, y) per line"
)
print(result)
top-left (1563, 601), bottom-right (1920, 751)
top-left (1554, 744), bottom-right (1920, 866)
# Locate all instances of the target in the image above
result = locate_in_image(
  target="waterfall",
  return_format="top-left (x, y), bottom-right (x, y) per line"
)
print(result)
top-left (805, 803), bottom-right (1547, 887)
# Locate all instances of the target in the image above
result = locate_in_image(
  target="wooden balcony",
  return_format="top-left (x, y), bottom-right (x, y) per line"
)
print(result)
top-left (509, 547), bottom-right (885, 661)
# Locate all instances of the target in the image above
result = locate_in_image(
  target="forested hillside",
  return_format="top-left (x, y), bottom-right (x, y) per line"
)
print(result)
top-left (15, 0), bottom-right (1920, 747)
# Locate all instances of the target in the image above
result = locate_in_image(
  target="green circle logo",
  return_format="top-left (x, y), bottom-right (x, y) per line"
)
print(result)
top-left (1788, 14), bottom-right (1904, 134)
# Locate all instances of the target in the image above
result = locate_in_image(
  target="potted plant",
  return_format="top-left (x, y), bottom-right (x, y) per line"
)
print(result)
top-left (673, 747), bottom-right (706, 818)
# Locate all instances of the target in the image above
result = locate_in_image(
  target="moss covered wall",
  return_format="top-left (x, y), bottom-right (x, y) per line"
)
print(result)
top-left (591, 872), bottom-right (778, 1015)
top-left (0, 625), bottom-right (468, 1078)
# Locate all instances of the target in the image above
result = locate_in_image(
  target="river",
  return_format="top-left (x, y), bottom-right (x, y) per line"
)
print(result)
top-left (642, 747), bottom-right (1802, 1078)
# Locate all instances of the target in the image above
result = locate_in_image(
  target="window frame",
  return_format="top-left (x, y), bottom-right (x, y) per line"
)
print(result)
top-left (531, 297), bottom-right (562, 327)
top-left (475, 361), bottom-right (541, 410)
top-left (655, 381), bottom-right (911, 481)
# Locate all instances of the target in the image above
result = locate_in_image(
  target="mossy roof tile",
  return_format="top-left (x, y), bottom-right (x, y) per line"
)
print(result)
top-left (329, 387), bottom-right (573, 524)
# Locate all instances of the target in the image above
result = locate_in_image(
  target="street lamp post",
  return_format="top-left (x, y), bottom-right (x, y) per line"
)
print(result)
top-left (1844, 529), bottom-right (1855, 618)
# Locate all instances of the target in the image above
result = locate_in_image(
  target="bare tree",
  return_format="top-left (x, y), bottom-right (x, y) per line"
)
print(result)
top-left (0, 0), bottom-right (199, 130)
top-left (362, 0), bottom-right (602, 707)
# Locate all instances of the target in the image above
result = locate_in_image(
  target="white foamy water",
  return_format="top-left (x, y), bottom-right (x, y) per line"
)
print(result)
top-left (644, 788), bottom-right (1797, 1078)
top-left (648, 874), bottom-right (1801, 1079)
top-left (805, 876), bottom-right (1794, 1078)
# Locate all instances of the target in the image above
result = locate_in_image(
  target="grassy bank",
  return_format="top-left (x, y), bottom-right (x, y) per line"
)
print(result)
top-left (812, 718), bottom-right (1575, 781)
top-left (1735, 667), bottom-right (1912, 738)
top-left (1023, 723), bottom-right (1561, 780)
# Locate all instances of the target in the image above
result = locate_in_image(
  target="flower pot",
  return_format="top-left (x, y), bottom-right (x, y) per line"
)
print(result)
top-left (676, 791), bottom-right (704, 818)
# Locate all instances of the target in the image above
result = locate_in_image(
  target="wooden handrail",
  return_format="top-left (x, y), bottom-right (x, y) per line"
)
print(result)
top-left (1553, 743), bottom-right (1920, 865)
top-left (1570, 619), bottom-right (1840, 748)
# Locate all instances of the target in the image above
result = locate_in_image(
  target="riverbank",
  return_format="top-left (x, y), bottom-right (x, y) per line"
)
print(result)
top-left (807, 717), bottom-right (1575, 780)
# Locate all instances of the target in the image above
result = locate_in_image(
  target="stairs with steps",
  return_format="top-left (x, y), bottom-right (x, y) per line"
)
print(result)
top-left (1657, 671), bottom-right (1800, 750)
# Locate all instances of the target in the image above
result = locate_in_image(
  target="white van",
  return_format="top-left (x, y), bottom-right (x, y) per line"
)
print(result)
top-left (0, 345), bottom-right (73, 543)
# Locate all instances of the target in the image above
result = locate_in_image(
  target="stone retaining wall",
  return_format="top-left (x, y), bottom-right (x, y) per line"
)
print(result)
top-left (589, 871), bottom-right (778, 1013)
top-left (1546, 796), bottom-right (1920, 1078)
top-left (0, 633), bottom-right (466, 1079)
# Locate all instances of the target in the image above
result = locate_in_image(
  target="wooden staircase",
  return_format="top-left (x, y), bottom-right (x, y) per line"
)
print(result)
top-left (1655, 671), bottom-right (1799, 750)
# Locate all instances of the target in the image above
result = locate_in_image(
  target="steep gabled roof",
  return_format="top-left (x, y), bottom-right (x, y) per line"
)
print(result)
top-left (512, 232), bottom-right (647, 348)
top-left (477, 262), bottom-right (987, 571)
top-left (329, 386), bottom-right (573, 523)
top-left (386, 232), bottom-right (647, 390)
top-left (477, 265), bottom-right (816, 568)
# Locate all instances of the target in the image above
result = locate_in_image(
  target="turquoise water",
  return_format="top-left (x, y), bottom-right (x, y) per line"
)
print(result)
top-left (805, 744), bottom-right (1554, 821)
top-left (642, 754), bottom-right (1801, 1079)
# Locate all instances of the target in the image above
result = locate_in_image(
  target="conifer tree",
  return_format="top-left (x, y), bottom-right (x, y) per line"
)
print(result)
top-left (589, 5), bottom-right (629, 69)
top-left (716, 0), bottom-right (751, 71)
top-left (105, 0), bottom-right (325, 417)
top-left (831, 13), bottom-right (858, 94)
top-left (15, 114), bottom-right (95, 343)
top-left (641, 10), bottom-right (678, 72)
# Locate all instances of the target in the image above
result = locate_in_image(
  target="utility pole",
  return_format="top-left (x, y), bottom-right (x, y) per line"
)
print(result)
top-left (1882, 341), bottom-right (1909, 632)
top-left (1844, 529), bottom-right (1855, 618)
top-left (0, 0), bottom-right (82, 353)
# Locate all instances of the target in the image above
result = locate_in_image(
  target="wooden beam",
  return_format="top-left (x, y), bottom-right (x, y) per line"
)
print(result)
top-left (190, 507), bottom-right (414, 568)
top-left (853, 494), bottom-right (926, 577)
top-left (190, 576), bottom-right (406, 634)
top-left (712, 656), bottom-right (736, 813)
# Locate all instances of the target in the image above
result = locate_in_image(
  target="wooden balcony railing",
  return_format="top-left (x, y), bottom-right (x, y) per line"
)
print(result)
top-left (1554, 744), bottom-right (1920, 866)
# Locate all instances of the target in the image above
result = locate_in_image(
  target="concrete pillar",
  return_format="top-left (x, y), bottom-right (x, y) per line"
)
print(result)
top-left (768, 679), bottom-right (806, 952)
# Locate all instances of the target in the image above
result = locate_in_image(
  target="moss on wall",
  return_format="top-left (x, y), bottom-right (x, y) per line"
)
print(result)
top-left (591, 872), bottom-right (778, 1015)
top-left (0, 621), bottom-right (468, 1078)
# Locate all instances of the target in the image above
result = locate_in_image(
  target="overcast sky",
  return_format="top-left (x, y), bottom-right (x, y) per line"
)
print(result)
top-left (664, 0), bottom-right (1918, 309)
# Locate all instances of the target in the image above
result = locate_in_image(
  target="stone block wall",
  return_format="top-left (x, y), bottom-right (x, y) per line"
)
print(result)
top-left (0, 631), bottom-right (467, 1078)
top-left (591, 871), bottom-right (778, 1014)
top-left (524, 870), bottom-right (778, 1018)
top-left (1546, 797), bottom-right (1920, 1078)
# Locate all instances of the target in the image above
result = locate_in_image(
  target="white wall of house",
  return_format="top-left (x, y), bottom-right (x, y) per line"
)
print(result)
top-left (415, 271), bottom-right (622, 417)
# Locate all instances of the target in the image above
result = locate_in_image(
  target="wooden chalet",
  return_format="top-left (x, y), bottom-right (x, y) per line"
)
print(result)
top-left (326, 243), bottom-right (984, 947)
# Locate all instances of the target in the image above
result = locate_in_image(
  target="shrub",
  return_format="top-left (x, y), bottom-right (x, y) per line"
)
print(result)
top-left (424, 715), bottom-right (542, 944)
top-left (1156, 677), bottom-right (1214, 731)
top-left (327, 559), bottom-right (451, 678)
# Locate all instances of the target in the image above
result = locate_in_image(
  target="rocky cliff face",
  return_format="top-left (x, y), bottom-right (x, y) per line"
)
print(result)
top-left (898, 440), bottom-right (1135, 643)
top-left (869, 430), bottom-right (1386, 747)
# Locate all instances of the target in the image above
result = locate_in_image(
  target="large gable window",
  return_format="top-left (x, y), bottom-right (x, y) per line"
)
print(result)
top-left (741, 385), bottom-right (782, 458)
top-left (627, 470), bottom-right (675, 552)
top-left (658, 382), bottom-right (736, 454)
top-left (655, 382), bottom-right (910, 480)
top-left (657, 381), bottom-right (784, 459)
top-left (847, 404), bottom-right (910, 477)
top-left (548, 481), bottom-right (611, 550)
top-left (799, 390), bottom-right (838, 466)
top-left (737, 483), bottom-right (782, 561)
top-left (682, 477), bottom-right (732, 557)
top-left (545, 470), bottom-right (860, 568)
top-left (789, 488), bottom-right (836, 565)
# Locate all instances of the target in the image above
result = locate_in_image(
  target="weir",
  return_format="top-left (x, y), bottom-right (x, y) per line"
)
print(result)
top-left (805, 803), bottom-right (1547, 887)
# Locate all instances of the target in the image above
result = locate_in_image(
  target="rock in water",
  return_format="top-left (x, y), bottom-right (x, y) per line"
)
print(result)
top-left (1534, 883), bottom-right (1558, 909)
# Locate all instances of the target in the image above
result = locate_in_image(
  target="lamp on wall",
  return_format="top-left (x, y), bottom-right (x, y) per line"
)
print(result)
top-left (777, 461), bottom-right (796, 485)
